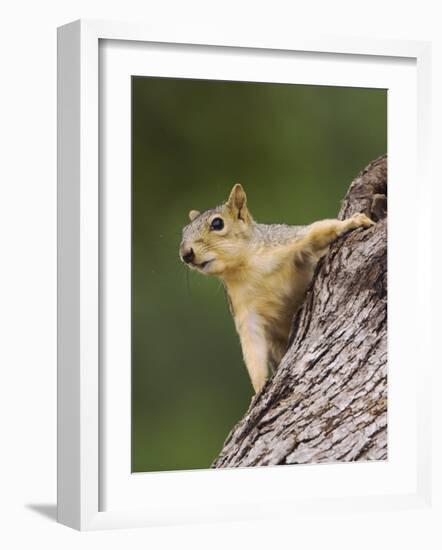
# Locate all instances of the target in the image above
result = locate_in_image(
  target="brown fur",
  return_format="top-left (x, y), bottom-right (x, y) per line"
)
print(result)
top-left (180, 184), bottom-right (374, 393)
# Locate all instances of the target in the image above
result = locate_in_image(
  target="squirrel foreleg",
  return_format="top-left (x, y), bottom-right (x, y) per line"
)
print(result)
top-left (236, 313), bottom-right (269, 393)
top-left (302, 213), bottom-right (374, 255)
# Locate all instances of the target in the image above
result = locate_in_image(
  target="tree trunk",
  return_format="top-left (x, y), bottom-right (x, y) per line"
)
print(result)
top-left (213, 155), bottom-right (387, 467)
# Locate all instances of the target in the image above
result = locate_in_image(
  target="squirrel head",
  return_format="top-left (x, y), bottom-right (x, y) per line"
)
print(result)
top-left (179, 183), bottom-right (253, 277)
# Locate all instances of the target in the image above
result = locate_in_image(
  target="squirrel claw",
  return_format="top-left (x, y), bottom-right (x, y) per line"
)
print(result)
top-left (351, 213), bottom-right (375, 229)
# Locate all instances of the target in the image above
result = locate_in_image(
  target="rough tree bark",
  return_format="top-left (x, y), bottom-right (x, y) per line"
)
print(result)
top-left (213, 155), bottom-right (387, 467)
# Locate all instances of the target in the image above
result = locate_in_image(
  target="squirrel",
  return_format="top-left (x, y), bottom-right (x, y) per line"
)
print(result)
top-left (180, 183), bottom-right (374, 394)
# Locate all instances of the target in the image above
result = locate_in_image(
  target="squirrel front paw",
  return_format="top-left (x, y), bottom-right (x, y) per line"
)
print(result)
top-left (349, 213), bottom-right (375, 230)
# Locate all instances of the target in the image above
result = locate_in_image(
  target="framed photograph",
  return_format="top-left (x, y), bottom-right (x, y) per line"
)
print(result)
top-left (57, 20), bottom-right (433, 530)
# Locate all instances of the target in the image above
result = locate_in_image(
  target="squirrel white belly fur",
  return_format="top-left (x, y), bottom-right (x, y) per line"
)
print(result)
top-left (180, 184), bottom-right (374, 393)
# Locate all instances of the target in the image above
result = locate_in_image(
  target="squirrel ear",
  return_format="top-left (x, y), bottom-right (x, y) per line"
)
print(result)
top-left (227, 183), bottom-right (248, 220)
top-left (188, 210), bottom-right (200, 222)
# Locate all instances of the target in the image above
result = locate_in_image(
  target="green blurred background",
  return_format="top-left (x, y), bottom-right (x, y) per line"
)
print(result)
top-left (132, 77), bottom-right (386, 472)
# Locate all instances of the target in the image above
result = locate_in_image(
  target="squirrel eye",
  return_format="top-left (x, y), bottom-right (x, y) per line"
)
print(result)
top-left (210, 217), bottom-right (224, 231)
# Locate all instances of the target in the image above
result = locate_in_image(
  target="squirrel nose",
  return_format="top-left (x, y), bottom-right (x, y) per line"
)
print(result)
top-left (182, 248), bottom-right (195, 264)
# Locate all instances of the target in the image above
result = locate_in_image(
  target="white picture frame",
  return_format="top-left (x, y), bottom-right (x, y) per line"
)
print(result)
top-left (57, 19), bottom-right (434, 531)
